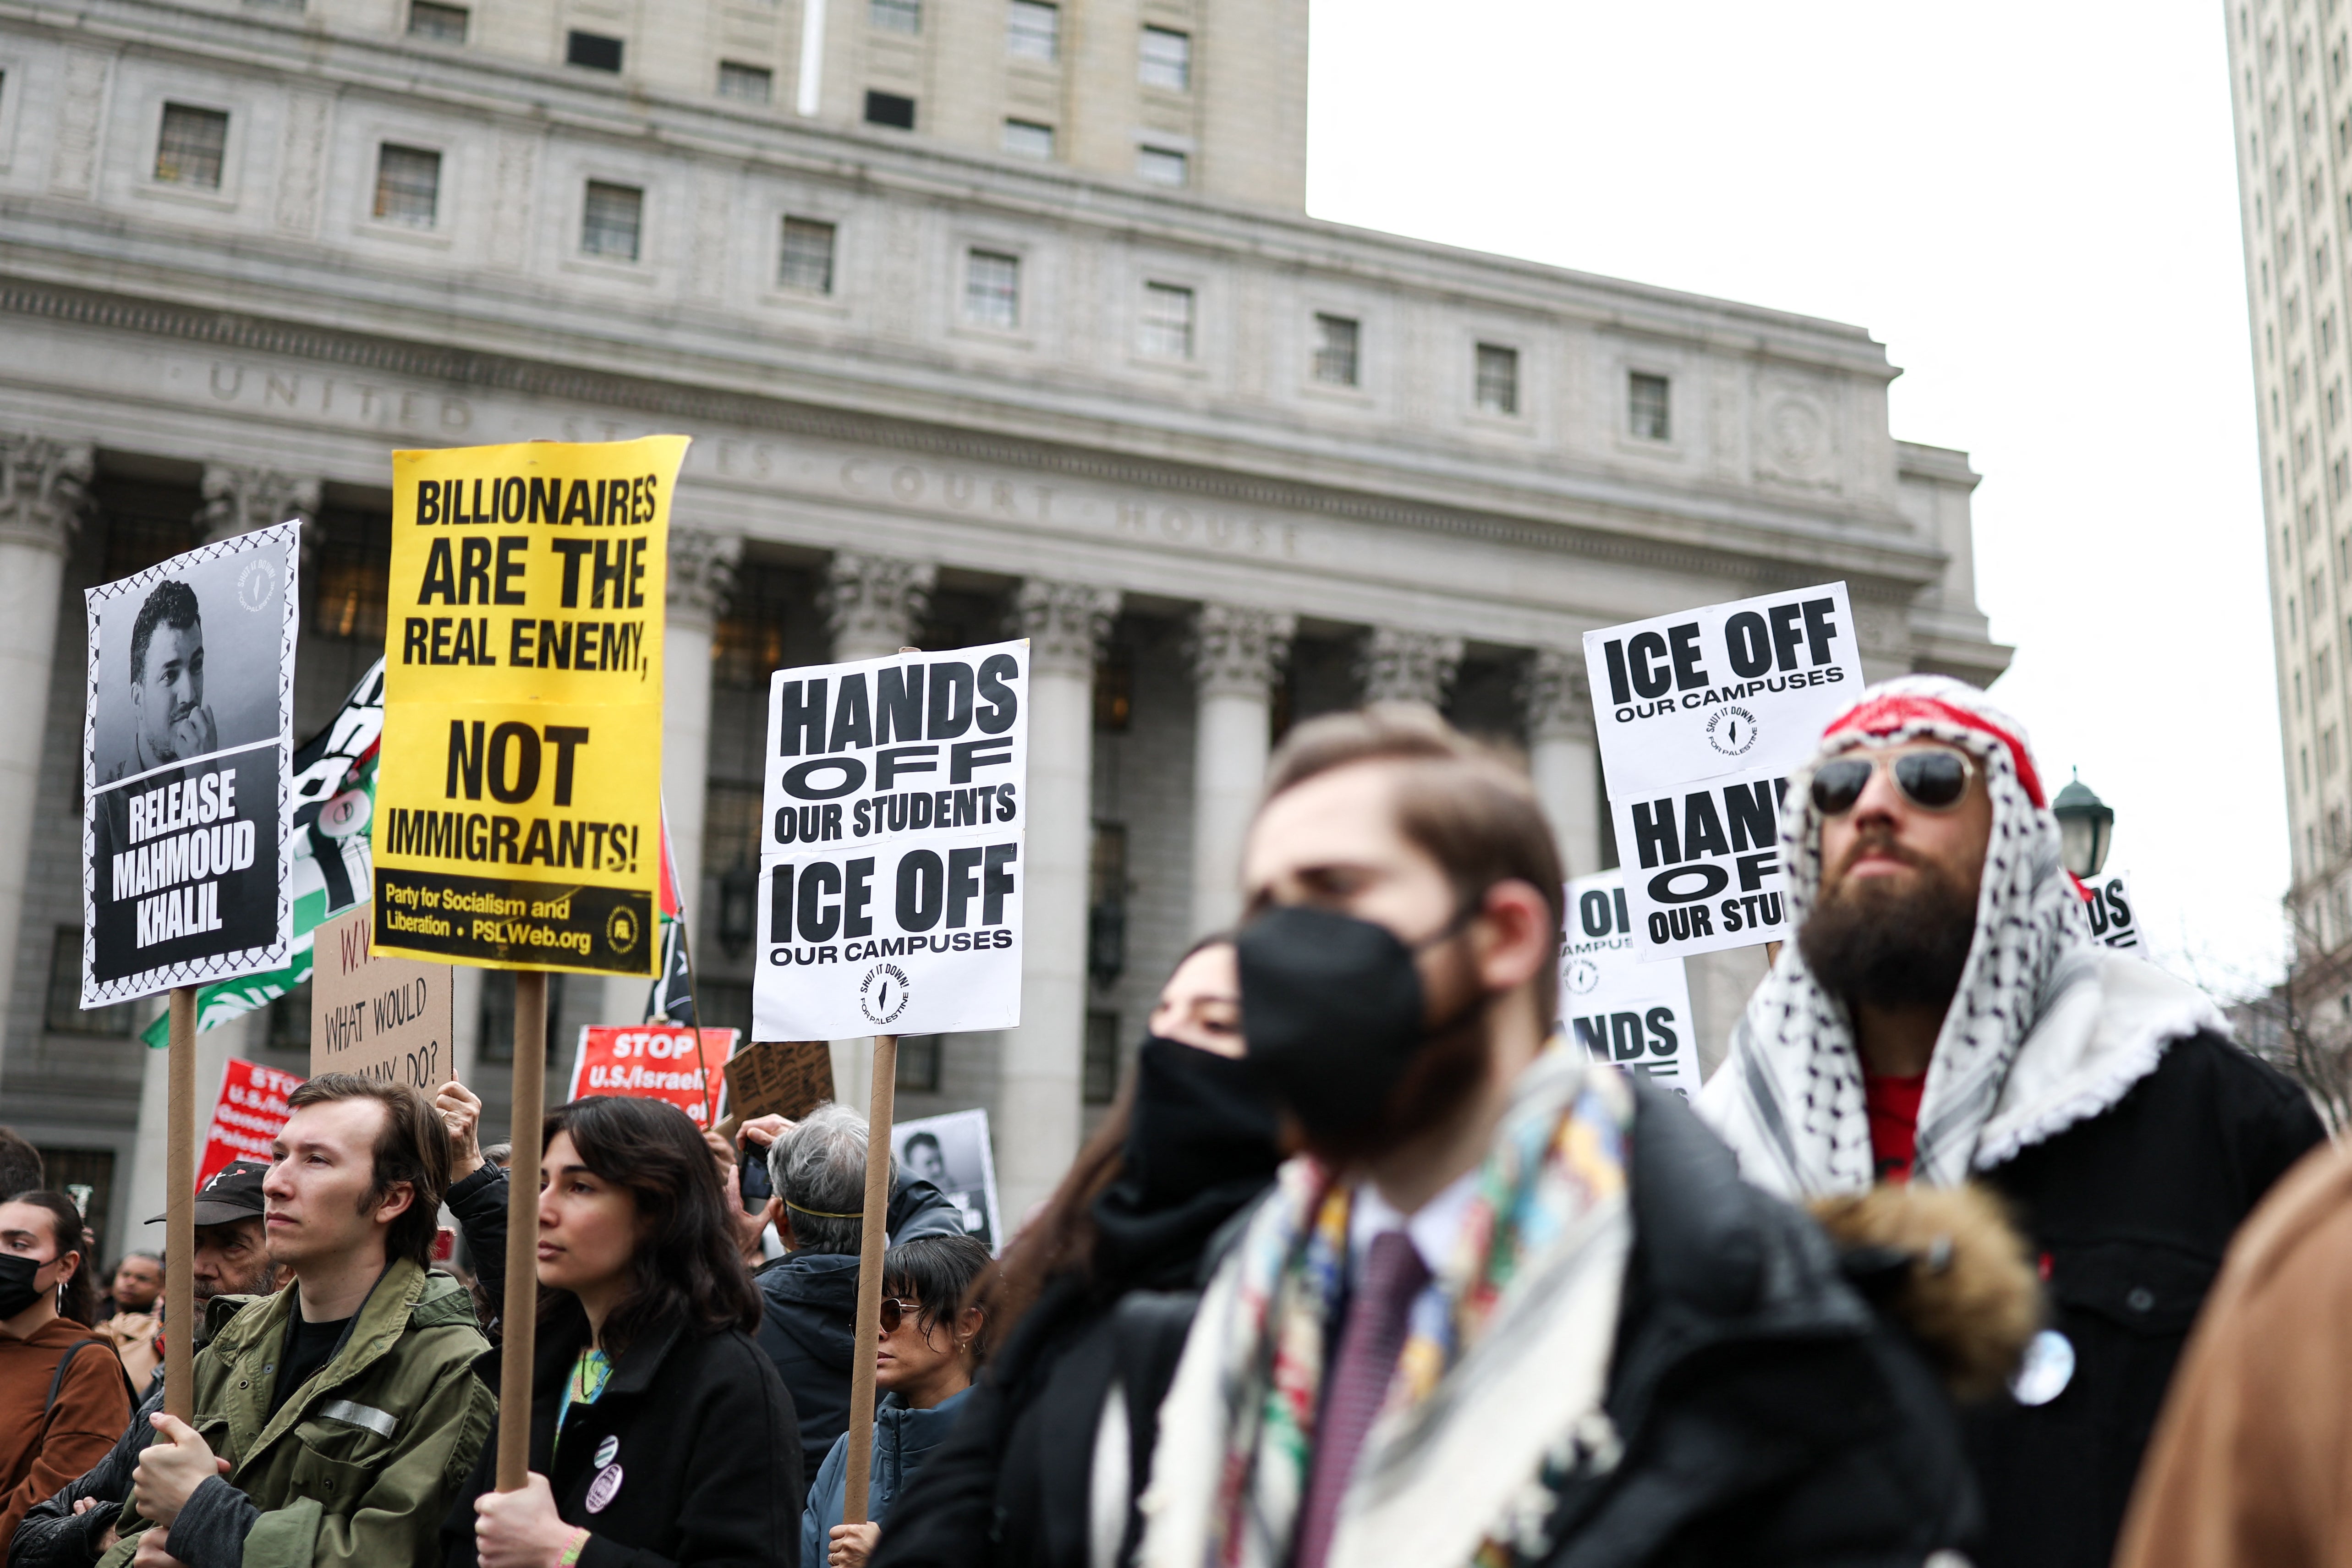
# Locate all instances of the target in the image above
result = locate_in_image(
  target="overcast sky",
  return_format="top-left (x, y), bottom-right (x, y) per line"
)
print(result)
top-left (1305, 1), bottom-right (2280, 991)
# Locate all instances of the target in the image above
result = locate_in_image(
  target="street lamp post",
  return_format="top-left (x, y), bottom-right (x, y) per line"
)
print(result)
top-left (2051, 772), bottom-right (2116, 880)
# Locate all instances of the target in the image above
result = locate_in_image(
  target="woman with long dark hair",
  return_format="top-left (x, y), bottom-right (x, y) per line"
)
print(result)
top-left (874, 937), bottom-right (1284, 1568)
top-left (443, 1097), bottom-right (805, 1568)
top-left (0, 1190), bottom-right (131, 1545)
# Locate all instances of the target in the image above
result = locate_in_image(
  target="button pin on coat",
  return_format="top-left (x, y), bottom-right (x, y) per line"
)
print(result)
top-left (2009, 1328), bottom-right (2075, 1407)
top-left (586, 1463), bottom-right (623, 1513)
top-left (593, 1435), bottom-right (619, 1468)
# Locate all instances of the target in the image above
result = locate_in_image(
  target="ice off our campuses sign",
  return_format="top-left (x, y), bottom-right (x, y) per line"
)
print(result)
top-left (753, 641), bottom-right (1027, 1042)
top-left (82, 525), bottom-right (297, 1005)
top-left (1584, 582), bottom-right (1864, 961)
top-left (1558, 871), bottom-right (1699, 1096)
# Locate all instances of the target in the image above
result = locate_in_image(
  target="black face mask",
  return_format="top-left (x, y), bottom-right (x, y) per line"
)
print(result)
top-left (1236, 901), bottom-right (1482, 1145)
top-left (1122, 1035), bottom-right (1283, 1208)
top-left (0, 1252), bottom-right (47, 1321)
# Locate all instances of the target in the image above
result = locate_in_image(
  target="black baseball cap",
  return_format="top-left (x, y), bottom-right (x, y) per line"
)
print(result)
top-left (146, 1159), bottom-right (268, 1226)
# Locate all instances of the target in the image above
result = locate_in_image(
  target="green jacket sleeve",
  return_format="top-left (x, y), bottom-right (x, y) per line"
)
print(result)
top-left (236, 1347), bottom-right (496, 1568)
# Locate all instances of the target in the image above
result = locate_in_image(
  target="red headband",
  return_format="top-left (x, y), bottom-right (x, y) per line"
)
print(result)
top-left (1823, 691), bottom-right (2047, 809)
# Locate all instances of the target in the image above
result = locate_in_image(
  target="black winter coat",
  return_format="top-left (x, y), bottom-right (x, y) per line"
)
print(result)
top-left (1962, 1029), bottom-right (2325, 1568)
top-left (754, 1253), bottom-right (861, 1481)
top-left (441, 1302), bottom-right (805, 1568)
top-left (1528, 1080), bottom-right (1981, 1567)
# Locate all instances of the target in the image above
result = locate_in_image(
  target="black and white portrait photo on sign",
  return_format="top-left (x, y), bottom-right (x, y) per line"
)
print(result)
top-left (894, 1107), bottom-right (1003, 1252)
top-left (82, 523), bottom-right (296, 1004)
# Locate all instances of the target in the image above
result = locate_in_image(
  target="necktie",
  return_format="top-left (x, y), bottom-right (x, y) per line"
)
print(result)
top-left (1292, 1229), bottom-right (1431, 1568)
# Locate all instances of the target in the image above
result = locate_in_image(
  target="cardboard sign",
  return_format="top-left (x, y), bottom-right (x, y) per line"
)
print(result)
top-left (753, 641), bottom-right (1028, 1041)
top-left (82, 524), bottom-right (299, 1005)
top-left (1557, 871), bottom-right (1700, 1097)
top-left (309, 903), bottom-right (455, 1090)
top-left (894, 1109), bottom-right (1003, 1253)
top-left (200, 1058), bottom-right (304, 1187)
top-left (1584, 582), bottom-right (1864, 960)
top-left (567, 1025), bottom-right (737, 1129)
top-left (2078, 869), bottom-right (2141, 951)
top-left (373, 437), bottom-right (689, 976)
top-left (724, 1039), bottom-right (837, 1122)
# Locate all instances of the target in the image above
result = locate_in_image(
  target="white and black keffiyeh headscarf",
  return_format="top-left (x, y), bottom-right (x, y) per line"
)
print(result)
top-left (1698, 675), bottom-right (2217, 1197)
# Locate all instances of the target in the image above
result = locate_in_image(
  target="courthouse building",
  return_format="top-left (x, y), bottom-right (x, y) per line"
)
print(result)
top-left (0, 0), bottom-right (2005, 1239)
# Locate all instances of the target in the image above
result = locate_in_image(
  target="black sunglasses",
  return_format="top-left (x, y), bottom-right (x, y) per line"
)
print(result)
top-left (1809, 748), bottom-right (1976, 817)
top-left (879, 1298), bottom-right (926, 1334)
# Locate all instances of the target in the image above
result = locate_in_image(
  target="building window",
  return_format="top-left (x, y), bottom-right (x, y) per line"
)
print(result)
top-left (581, 181), bottom-right (643, 261)
top-left (1002, 119), bottom-right (1055, 159)
top-left (1139, 282), bottom-right (1195, 358)
top-left (869, 0), bottom-right (920, 33)
top-left (864, 90), bottom-right (916, 129)
top-left (1140, 25), bottom-right (1190, 90)
top-left (896, 1036), bottom-right (942, 1093)
top-left (1136, 146), bottom-right (1188, 186)
top-left (566, 30), bottom-right (624, 70)
top-left (372, 143), bottom-right (441, 227)
top-left (154, 104), bottom-right (228, 189)
top-left (479, 971), bottom-right (564, 1064)
top-left (965, 249), bottom-right (1020, 329)
top-left (406, 0), bottom-right (467, 41)
top-left (1628, 371), bottom-right (1672, 440)
top-left (779, 216), bottom-right (836, 293)
top-left (1007, 0), bottom-right (1058, 60)
top-left (718, 61), bottom-right (773, 102)
top-left (314, 502), bottom-right (392, 642)
top-left (44, 930), bottom-right (132, 1036)
top-left (1475, 342), bottom-right (1519, 415)
top-left (1313, 313), bottom-right (1360, 386)
top-left (1084, 1010), bottom-right (1121, 1104)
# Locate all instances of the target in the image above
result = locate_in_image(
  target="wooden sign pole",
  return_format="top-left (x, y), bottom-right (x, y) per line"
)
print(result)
top-left (494, 970), bottom-right (549, 1491)
top-left (163, 986), bottom-right (197, 1422)
top-left (839, 1032), bottom-right (899, 1527)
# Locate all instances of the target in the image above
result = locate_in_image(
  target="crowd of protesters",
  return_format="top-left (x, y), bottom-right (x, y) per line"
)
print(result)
top-left (0, 681), bottom-right (2348, 1566)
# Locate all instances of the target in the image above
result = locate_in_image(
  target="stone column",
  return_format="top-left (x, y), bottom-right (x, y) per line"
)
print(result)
top-left (1526, 648), bottom-right (1605, 877)
top-left (604, 529), bottom-right (740, 1025)
top-left (0, 436), bottom-right (88, 1086)
top-left (819, 553), bottom-right (936, 1103)
top-left (1002, 579), bottom-right (1119, 1220)
top-left (1188, 605), bottom-right (1293, 936)
top-left (197, 465), bottom-right (319, 544)
top-left (1356, 626), bottom-right (1464, 707)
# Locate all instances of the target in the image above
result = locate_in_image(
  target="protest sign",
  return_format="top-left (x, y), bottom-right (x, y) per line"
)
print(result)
top-left (567, 1025), bottom-right (737, 1129)
top-left (752, 640), bottom-right (1028, 1041)
top-left (1557, 871), bottom-right (1700, 1096)
top-left (894, 1109), bottom-right (1003, 1252)
top-left (2078, 869), bottom-right (2141, 951)
top-left (82, 524), bottom-right (298, 1005)
top-left (200, 1058), bottom-right (303, 1187)
top-left (1583, 582), bottom-right (1863, 961)
top-left (724, 1039), bottom-right (836, 1122)
top-left (373, 436), bottom-right (688, 976)
top-left (310, 903), bottom-right (454, 1090)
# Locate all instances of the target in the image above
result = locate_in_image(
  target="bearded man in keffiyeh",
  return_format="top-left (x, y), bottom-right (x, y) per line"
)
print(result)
top-left (1699, 674), bottom-right (2327, 1568)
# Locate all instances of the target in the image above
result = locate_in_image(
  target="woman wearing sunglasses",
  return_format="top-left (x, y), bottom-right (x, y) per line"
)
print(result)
top-left (802, 1234), bottom-right (991, 1568)
top-left (444, 1095), bottom-right (805, 1568)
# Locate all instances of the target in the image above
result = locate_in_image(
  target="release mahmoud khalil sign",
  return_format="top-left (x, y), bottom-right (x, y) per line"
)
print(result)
top-left (1583, 582), bottom-right (1864, 961)
top-left (372, 437), bottom-right (687, 976)
top-left (753, 640), bottom-right (1028, 1042)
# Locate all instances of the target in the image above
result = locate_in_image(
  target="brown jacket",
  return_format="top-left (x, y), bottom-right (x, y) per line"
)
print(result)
top-left (2115, 1137), bottom-right (2352, 1568)
top-left (0, 1316), bottom-right (133, 1545)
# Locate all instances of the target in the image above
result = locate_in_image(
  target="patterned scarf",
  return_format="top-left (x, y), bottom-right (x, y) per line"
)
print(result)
top-left (1141, 1050), bottom-right (1634, 1568)
top-left (1698, 676), bottom-right (2105, 1195)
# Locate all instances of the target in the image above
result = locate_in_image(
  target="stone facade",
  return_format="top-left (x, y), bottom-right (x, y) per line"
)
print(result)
top-left (0, 0), bottom-right (2001, 1238)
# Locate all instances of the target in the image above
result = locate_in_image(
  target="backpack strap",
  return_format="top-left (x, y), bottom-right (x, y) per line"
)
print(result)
top-left (46, 1338), bottom-right (135, 1416)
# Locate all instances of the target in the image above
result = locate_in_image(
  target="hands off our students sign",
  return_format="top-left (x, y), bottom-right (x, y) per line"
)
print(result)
top-left (753, 641), bottom-right (1027, 1041)
top-left (1584, 582), bottom-right (1863, 961)
top-left (373, 437), bottom-right (687, 976)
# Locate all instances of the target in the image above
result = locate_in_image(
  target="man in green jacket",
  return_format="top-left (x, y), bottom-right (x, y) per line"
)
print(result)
top-left (110, 1075), bottom-right (493, 1568)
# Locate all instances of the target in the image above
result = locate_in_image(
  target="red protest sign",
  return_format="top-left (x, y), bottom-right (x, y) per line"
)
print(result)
top-left (567, 1026), bottom-right (738, 1129)
top-left (201, 1059), bottom-right (305, 1187)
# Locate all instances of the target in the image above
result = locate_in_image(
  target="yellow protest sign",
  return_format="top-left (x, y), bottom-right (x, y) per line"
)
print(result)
top-left (373, 436), bottom-right (688, 975)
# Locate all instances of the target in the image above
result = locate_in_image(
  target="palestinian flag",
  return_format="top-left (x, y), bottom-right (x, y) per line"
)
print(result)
top-left (139, 662), bottom-right (384, 1047)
